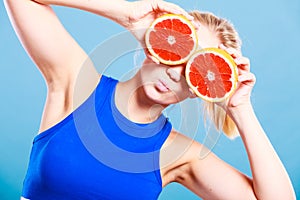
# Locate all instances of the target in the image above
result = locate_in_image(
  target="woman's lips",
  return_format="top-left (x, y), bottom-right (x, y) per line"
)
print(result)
top-left (155, 80), bottom-right (169, 92)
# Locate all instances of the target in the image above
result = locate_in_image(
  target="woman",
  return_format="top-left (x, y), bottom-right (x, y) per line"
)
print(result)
top-left (4, 0), bottom-right (295, 199)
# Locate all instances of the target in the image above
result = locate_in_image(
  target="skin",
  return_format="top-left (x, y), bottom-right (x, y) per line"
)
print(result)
top-left (4, 0), bottom-right (295, 199)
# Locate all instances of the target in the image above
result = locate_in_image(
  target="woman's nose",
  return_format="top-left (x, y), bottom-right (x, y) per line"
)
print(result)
top-left (166, 66), bottom-right (185, 82)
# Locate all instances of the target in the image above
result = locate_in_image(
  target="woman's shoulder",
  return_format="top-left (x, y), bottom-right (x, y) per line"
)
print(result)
top-left (160, 129), bottom-right (203, 186)
top-left (163, 129), bottom-right (203, 159)
top-left (38, 73), bottom-right (115, 134)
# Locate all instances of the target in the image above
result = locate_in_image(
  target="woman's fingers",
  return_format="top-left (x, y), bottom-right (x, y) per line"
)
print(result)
top-left (131, 0), bottom-right (192, 20)
top-left (219, 44), bottom-right (241, 59)
top-left (150, 0), bottom-right (193, 20)
top-left (234, 56), bottom-right (250, 74)
top-left (219, 44), bottom-right (250, 74)
top-left (149, 0), bottom-right (199, 29)
top-left (218, 44), bottom-right (256, 107)
top-left (238, 72), bottom-right (256, 87)
top-left (128, 0), bottom-right (197, 41)
top-left (234, 57), bottom-right (250, 68)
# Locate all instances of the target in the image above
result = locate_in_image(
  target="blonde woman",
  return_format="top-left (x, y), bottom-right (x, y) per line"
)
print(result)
top-left (4, 0), bottom-right (295, 199)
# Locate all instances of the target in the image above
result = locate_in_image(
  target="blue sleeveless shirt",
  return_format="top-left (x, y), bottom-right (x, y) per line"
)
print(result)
top-left (22, 75), bottom-right (172, 200)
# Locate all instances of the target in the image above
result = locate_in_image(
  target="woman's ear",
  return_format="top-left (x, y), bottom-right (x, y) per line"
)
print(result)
top-left (189, 88), bottom-right (198, 98)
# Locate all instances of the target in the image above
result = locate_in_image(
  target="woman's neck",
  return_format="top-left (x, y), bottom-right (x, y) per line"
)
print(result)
top-left (115, 75), bottom-right (166, 124)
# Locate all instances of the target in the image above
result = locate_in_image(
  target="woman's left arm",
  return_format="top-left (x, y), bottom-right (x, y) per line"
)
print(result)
top-left (171, 48), bottom-right (296, 199)
top-left (226, 100), bottom-right (296, 199)
top-left (223, 46), bottom-right (295, 199)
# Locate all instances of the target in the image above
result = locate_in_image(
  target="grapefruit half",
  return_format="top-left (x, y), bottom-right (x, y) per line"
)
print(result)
top-left (145, 14), bottom-right (198, 65)
top-left (185, 48), bottom-right (238, 102)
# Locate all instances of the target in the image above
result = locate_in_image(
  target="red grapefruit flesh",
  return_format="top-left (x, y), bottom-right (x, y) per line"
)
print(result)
top-left (145, 14), bottom-right (198, 65)
top-left (185, 48), bottom-right (238, 102)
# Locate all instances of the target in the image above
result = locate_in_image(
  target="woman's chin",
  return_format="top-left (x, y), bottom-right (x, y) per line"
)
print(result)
top-left (143, 85), bottom-right (184, 105)
top-left (142, 85), bottom-right (167, 104)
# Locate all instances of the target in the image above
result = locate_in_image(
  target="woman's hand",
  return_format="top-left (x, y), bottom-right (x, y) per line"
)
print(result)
top-left (218, 44), bottom-right (256, 111)
top-left (120, 0), bottom-right (194, 58)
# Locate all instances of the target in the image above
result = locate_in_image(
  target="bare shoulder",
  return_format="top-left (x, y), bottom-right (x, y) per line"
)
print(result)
top-left (160, 129), bottom-right (203, 186)
top-left (39, 68), bottom-right (100, 133)
top-left (5, 0), bottom-right (101, 132)
top-left (160, 129), bottom-right (256, 199)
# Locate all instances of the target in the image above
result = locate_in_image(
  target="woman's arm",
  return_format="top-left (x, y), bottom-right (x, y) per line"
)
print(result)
top-left (31, 0), bottom-right (194, 50)
top-left (4, 0), bottom-right (100, 132)
top-left (228, 104), bottom-right (295, 199)
top-left (5, 0), bottom-right (192, 131)
top-left (31, 0), bottom-right (130, 25)
top-left (164, 49), bottom-right (295, 199)
top-left (4, 0), bottom-right (102, 92)
top-left (5, 0), bottom-right (193, 89)
top-left (224, 46), bottom-right (295, 199)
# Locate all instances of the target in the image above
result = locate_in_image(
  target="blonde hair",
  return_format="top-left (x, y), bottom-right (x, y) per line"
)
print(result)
top-left (189, 11), bottom-right (241, 139)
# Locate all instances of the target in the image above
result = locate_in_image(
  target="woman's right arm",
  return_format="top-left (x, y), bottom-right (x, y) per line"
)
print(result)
top-left (5, 0), bottom-right (192, 131)
top-left (4, 0), bottom-right (192, 89)
top-left (4, 0), bottom-right (133, 90)
top-left (4, 0), bottom-right (133, 132)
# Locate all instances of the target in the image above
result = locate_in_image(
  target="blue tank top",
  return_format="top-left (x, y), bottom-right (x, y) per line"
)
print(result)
top-left (22, 75), bottom-right (172, 200)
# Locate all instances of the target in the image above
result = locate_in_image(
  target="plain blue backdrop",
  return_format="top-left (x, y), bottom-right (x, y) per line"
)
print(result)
top-left (1, 0), bottom-right (299, 199)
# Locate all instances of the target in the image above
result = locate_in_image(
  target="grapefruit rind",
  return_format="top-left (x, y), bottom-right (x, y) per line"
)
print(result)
top-left (185, 48), bottom-right (238, 102)
top-left (145, 14), bottom-right (198, 65)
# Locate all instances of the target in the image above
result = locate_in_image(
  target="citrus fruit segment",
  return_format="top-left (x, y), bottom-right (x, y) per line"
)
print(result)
top-left (185, 48), bottom-right (238, 102)
top-left (145, 14), bottom-right (198, 65)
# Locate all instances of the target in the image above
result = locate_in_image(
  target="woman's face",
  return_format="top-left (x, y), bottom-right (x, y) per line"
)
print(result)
top-left (140, 23), bottom-right (220, 105)
top-left (139, 59), bottom-right (190, 105)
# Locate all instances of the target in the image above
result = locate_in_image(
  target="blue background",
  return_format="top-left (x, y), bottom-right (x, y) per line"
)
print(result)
top-left (1, 0), bottom-right (299, 199)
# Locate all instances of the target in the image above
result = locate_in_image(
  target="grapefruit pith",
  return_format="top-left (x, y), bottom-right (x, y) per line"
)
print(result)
top-left (185, 48), bottom-right (238, 102)
top-left (145, 14), bottom-right (198, 65)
